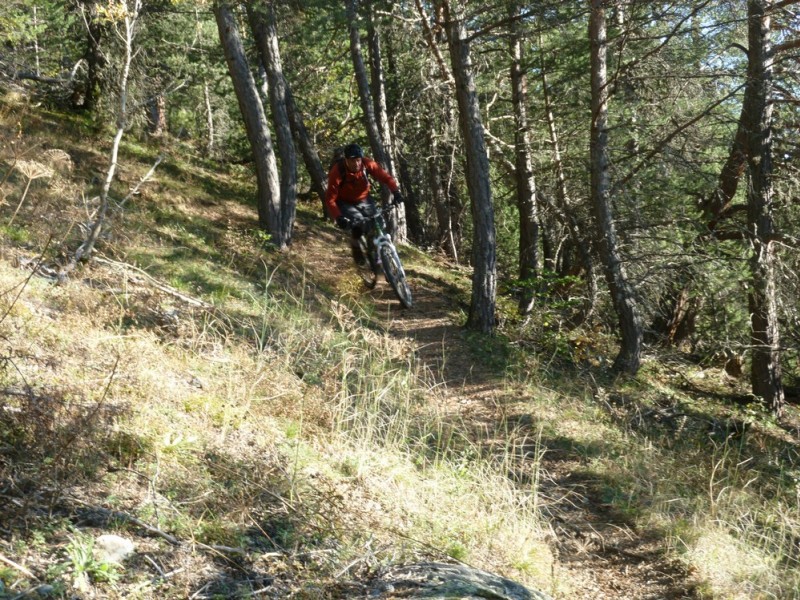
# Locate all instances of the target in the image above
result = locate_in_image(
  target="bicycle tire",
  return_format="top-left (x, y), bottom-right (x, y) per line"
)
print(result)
top-left (379, 244), bottom-right (412, 308)
top-left (356, 237), bottom-right (377, 289)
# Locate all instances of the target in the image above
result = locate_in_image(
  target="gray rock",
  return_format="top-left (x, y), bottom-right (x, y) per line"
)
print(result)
top-left (34, 584), bottom-right (56, 597)
top-left (94, 534), bottom-right (135, 564)
top-left (367, 562), bottom-right (553, 599)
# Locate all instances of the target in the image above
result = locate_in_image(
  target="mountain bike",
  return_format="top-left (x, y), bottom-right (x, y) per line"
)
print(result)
top-left (351, 205), bottom-right (413, 309)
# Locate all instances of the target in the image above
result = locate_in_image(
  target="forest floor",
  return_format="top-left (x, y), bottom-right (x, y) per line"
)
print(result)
top-left (289, 216), bottom-right (700, 600)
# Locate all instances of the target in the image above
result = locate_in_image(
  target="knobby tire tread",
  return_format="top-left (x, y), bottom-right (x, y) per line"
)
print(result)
top-left (379, 245), bottom-right (412, 308)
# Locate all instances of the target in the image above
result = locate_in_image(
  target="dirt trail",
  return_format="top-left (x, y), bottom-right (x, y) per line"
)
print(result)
top-left (290, 219), bottom-right (698, 600)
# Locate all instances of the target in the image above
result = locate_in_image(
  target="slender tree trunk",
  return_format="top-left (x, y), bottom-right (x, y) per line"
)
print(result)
top-left (396, 151), bottom-right (425, 242)
top-left (539, 37), bottom-right (597, 320)
top-left (63, 0), bottom-right (142, 275)
top-left (746, 0), bottom-right (783, 415)
top-left (203, 81), bottom-right (215, 157)
top-left (427, 127), bottom-right (457, 261)
top-left (441, 0), bottom-right (496, 333)
top-left (509, 4), bottom-right (539, 315)
top-left (79, 0), bottom-right (103, 110)
top-left (285, 85), bottom-right (328, 216)
top-left (700, 110), bottom-right (749, 230)
top-left (213, 1), bottom-right (282, 245)
top-left (32, 6), bottom-right (40, 77)
top-left (589, 0), bottom-right (643, 373)
top-left (346, 0), bottom-right (397, 218)
top-left (147, 94), bottom-right (167, 136)
top-left (415, 0), bottom-right (460, 259)
top-left (384, 23), bottom-right (423, 242)
top-left (247, 0), bottom-right (297, 247)
top-left (367, 3), bottom-right (407, 242)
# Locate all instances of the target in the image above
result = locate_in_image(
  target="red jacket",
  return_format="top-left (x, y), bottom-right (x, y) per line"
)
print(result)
top-left (325, 157), bottom-right (399, 220)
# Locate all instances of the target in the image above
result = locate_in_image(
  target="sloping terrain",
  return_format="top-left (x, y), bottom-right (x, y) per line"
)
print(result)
top-left (2, 97), bottom-right (799, 599)
top-left (289, 217), bottom-right (700, 600)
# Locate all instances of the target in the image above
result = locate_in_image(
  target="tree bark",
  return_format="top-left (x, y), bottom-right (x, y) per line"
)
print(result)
top-left (147, 93), bottom-right (167, 136)
top-left (203, 81), bottom-right (215, 157)
top-left (285, 85), bottom-right (328, 216)
top-left (509, 4), bottom-right (539, 316)
top-left (213, 1), bottom-right (282, 245)
top-left (589, 0), bottom-right (643, 373)
top-left (745, 0), bottom-right (784, 415)
top-left (539, 41), bottom-right (597, 320)
top-left (78, 0), bottom-right (104, 110)
top-left (441, 0), bottom-right (496, 333)
top-left (247, 0), bottom-right (297, 247)
top-left (346, 0), bottom-right (399, 226)
top-left (367, 4), bottom-right (407, 242)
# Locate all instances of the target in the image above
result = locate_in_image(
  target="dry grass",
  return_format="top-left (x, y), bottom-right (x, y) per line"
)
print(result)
top-left (2, 92), bottom-right (799, 600)
top-left (0, 97), bottom-right (555, 598)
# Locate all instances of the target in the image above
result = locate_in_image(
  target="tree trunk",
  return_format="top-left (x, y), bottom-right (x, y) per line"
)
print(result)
top-left (509, 4), bottom-right (539, 316)
top-left (147, 93), bottom-right (167, 136)
top-left (648, 268), bottom-right (700, 349)
top-left (346, 0), bottom-right (397, 221)
top-left (397, 151), bottom-right (426, 243)
top-left (427, 128), bottom-right (458, 261)
top-left (285, 85), bottom-right (328, 216)
top-left (589, 0), bottom-right (643, 373)
top-left (247, 0), bottom-right (297, 247)
top-left (79, 0), bottom-right (104, 110)
top-left (203, 81), bottom-right (215, 157)
top-left (441, 0), bottom-right (496, 333)
top-left (415, 0), bottom-right (461, 259)
top-left (539, 33), bottom-right (597, 321)
top-left (213, 1), bottom-right (282, 245)
top-left (63, 0), bottom-right (141, 275)
top-left (367, 4), bottom-right (407, 242)
top-left (746, 0), bottom-right (784, 415)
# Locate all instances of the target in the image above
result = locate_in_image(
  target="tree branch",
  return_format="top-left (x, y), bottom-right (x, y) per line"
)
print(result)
top-left (612, 84), bottom-right (746, 194)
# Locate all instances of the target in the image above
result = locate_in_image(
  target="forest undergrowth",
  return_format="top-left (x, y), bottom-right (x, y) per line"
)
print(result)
top-left (1, 93), bottom-right (800, 600)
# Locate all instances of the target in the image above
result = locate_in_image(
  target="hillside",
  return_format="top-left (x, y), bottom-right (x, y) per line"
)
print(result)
top-left (2, 94), bottom-right (800, 600)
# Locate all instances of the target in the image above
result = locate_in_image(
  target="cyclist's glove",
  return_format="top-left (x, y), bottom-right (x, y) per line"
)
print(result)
top-left (391, 191), bottom-right (405, 206)
top-left (335, 216), bottom-right (351, 230)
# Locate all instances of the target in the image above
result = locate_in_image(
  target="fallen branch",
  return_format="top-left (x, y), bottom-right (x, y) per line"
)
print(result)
top-left (70, 497), bottom-right (180, 545)
top-left (0, 553), bottom-right (36, 579)
top-left (93, 255), bottom-right (213, 309)
top-left (118, 154), bottom-right (164, 208)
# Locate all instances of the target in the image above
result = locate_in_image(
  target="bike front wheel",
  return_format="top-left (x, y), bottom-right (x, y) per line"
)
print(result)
top-left (356, 237), bottom-right (377, 289)
top-left (379, 244), bottom-right (412, 308)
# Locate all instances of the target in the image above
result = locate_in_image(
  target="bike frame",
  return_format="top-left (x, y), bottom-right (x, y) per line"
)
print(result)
top-left (351, 204), bottom-right (412, 308)
top-left (366, 208), bottom-right (396, 268)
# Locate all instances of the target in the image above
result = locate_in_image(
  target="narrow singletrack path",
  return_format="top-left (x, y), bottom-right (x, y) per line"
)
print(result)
top-left (290, 219), bottom-right (698, 599)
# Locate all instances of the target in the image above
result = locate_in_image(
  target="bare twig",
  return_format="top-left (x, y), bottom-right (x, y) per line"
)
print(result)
top-left (0, 553), bottom-right (36, 579)
top-left (93, 255), bottom-right (213, 309)
top-left (8, 160), bottom-right (53, 226)
top-left (69, 496), bottom-right (181, 545)
top-left (143, 554), bottom-right (166, 578)
top-left (1, 237), bottom-right (53, 325)
top-left (118, 154), bottom-right (164, 207)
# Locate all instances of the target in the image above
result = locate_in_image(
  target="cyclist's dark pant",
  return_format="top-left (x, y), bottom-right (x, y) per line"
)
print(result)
top-left (336, 198), bottom-right (376, 246)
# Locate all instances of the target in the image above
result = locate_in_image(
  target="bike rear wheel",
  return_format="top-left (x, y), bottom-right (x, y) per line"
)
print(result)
top-left (379, 244), bottom-right (412, 308)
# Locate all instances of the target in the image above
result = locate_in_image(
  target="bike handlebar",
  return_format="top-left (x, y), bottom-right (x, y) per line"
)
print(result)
top-left (348, 204), bottom-right (392, 228)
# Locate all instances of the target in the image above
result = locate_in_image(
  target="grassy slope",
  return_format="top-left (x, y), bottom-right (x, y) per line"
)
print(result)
top-left (1, 93), bottom-right (799, 599)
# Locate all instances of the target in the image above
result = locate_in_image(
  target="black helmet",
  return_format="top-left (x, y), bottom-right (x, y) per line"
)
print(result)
top-left (343, 143), bottom-right (364, 159)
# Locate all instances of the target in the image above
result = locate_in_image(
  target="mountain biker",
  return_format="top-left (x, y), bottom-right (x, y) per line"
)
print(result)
top-left (325, 142), bottom-right (404, 268)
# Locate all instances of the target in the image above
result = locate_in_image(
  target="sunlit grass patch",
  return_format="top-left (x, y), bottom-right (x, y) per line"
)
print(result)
top-left (681, 523), bottom-right (786, 599)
